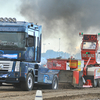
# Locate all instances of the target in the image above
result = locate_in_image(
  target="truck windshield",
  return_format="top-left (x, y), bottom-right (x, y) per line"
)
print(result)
top-left (83, 42), bottom-right (96, 49)
top-left (0, 32), bottom-right (25, 50)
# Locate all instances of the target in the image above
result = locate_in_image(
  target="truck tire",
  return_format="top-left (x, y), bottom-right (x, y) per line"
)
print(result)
top-left (49, 75), bottom-right (58, 89)
top-left (13, 83), bottom-right (20, 89)
top-left (21, 73), bottom-right (34, 91)
top-left (97, 79), bottom-right (100, 87)
top-left (93, 79), bottom-right (97, 88)
top-left (0, 82), bottom-right (2, 86)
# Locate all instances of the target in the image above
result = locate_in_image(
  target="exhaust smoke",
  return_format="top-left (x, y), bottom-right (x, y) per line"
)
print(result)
top-left (19, 0), bottom-right (100, 54)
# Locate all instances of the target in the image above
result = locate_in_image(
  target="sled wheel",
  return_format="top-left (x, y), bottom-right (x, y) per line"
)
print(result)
top-left (93, 79), bottom-right (97, 88)
top-left (21, 73), bottom-right (34, 91)
top-left (98, 79), bottom-right (100, 87)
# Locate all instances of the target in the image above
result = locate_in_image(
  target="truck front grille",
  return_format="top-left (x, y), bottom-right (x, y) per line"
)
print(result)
top-left (0, 61), bottom-right (13, 72)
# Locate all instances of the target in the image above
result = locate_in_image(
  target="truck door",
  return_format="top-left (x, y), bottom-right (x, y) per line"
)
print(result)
top-left (27, 26), bottom-right (41, 62)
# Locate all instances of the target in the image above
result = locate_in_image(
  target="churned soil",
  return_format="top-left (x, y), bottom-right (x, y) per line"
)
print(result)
top-left (0, 83), bottom-right (100, 100)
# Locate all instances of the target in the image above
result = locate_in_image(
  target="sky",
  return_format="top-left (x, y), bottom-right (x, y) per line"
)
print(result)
top-left (0, 0), bottom-right (25, 21)
top-left (0, 0), bottom-right (100, 55)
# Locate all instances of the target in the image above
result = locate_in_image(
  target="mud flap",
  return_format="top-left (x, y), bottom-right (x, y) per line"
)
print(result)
top-left (73, 71), bottom-right (83, 87)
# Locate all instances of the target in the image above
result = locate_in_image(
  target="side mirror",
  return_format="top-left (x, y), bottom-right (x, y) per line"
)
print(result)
top-left (26, 36), bottom-right (35, 47)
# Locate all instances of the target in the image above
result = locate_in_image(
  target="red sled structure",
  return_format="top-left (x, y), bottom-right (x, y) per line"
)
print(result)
top-left (47, 33), bottom-right (100, 88)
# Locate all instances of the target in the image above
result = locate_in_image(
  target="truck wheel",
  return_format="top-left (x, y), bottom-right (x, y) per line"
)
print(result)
top-left (0, 82), bottom-right (2, 86)
top-left (97, 79), bottom-right (100, 87)
top-left (21, 73), bottom-right (34, 91)
top-left (49, 75), bottom-right (58, 89)
top-left (93, 79), bottom-right (97, 87)
top-left (13, 83), bottom-right (20, 89)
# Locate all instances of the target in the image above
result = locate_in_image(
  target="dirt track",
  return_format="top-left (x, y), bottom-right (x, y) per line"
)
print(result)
top-left (0, 84), bottom-right (100, 100)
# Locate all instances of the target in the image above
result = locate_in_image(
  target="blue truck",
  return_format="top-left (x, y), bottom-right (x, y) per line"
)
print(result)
top-left (0, 18), bottom-right (58, 91)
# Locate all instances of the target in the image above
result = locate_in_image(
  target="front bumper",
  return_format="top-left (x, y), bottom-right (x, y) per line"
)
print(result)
top-left (0, 72), bottom-right (26, 83)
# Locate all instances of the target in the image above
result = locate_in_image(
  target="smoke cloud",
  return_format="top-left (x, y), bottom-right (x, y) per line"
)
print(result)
top-left (18, 0), bottom-right (100, 54)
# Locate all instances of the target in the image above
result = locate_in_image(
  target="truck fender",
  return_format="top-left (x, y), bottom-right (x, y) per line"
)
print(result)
top-left (28, 69), bottom-right (34, 77)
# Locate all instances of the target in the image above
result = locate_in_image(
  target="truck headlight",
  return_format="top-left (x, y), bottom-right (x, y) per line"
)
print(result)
top-left (15, 61), bottom-right (20, 72)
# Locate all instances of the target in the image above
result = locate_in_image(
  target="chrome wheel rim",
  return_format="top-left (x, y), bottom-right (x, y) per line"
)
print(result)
top-left (53, 78), bottom-right (57, 89)
top-left (28, 76), bottom-right (32, 89)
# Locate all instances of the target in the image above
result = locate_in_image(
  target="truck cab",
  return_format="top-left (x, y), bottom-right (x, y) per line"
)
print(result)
top-left (81, 34), bottom-right (98, 65)
top-left (0, 18), bottom-right (42, 90)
